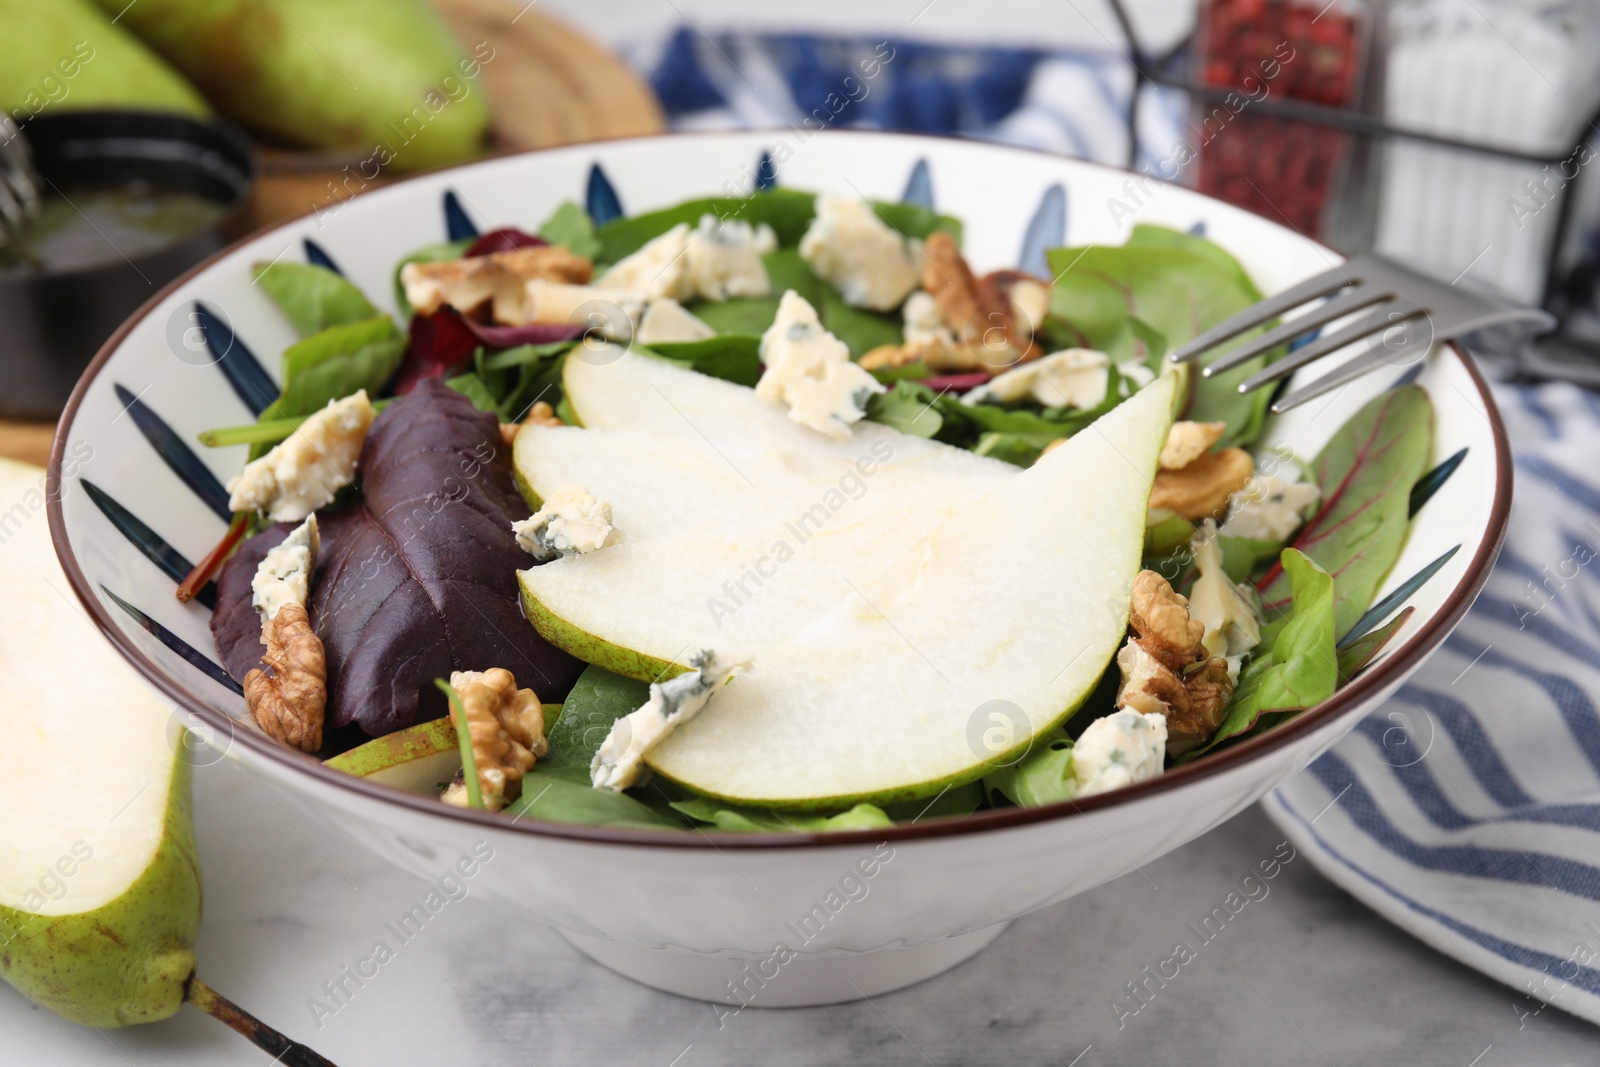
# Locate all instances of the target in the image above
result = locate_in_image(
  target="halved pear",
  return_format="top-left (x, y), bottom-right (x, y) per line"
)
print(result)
top-left (327, 706), bottom-right (562, 794)
top-left (0, 458), bottom-right (202, 1027)
top-left (645, 375), bottom-right (1177, 808)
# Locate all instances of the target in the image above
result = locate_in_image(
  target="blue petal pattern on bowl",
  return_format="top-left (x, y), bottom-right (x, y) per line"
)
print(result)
top-left (195, 302), bottom-right (278, 415)
top-left (113, 384), bottom-right (231, 521)
top-left (303, 239), bottom-right (342, 274)
top-left (1410, 448), bottom-right (1468, 517)
top-left (901, 158), bottom-right (933, 209)
top-left (586, 164), bottom-right (624, 226)
top-left (82, 480), bottom-right (216, 610)
top-left (755, 151), bottom-right (778, 190)
top-left (1018, 183), bottom-right (1065, 278)
top-left (101, 585), bottom-right (240, 693)
top-left (443, 190), bottom-right (478, 241)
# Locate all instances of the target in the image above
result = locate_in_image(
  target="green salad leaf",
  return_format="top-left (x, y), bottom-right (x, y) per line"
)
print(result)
top-left (1046, 228), bottom-right (1278, 446)
top-left (1256, 386), bottom-right (1433, 639)
top-left (881, 781), bottom-right (986, 822)
top-left (670, 796), bottom-right (893, 832)
top-left (265, 315), bottom-right (405, 421)
top-left (818, 286), bottom-right (903, 356)
top-left (1190, 548), bottom-right (1337, 757)
top-left (506, 773), bottom-right (687, 829)
top-left (646, 335), bottom-right (763, 386)
top-left (253, 262), bottom-right (378, 336)
top-left (543, 665), bottom-right (651, 784)
top-left (1219, 535), bottom-right (1283, 583)
top-left (597, 188), bottom-right (817, 263)
top-left (865, 381), bottom-right (943, 438)
top-left (984, 728), bottom-right (1076, 807)
top-left (538, 200), bottom-right (601, 260)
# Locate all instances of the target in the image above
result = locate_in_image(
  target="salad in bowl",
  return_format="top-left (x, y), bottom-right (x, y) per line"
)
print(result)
top-left (170, 162), bottom-right (1444, 835)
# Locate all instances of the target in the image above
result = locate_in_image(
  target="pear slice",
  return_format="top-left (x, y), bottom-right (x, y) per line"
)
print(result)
top-left (0, 458), bottom-right (201, 1027)
top-left (326, 705), bottom-right (561, 794)
top-left (645, 375), bottom-right (1177, 808)
top-left (563, 346), bottom-right (1000, 477)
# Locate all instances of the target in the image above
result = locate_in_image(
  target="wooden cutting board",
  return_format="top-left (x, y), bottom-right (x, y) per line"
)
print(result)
top-left (0, 423), bottom-right (53, 466)
top-left (251, 1), bottom-right (664, 228)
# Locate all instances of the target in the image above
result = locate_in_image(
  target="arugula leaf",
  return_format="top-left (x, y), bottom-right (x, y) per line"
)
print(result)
top-left (1190, 548), bottom-right (1337, 757)
top-left (1336, 606), bottom-right (1414, 685)
top-left (538, 200), bottom-right (601, 260)
top-left (480, 341), bottom-right (577, 372)
top-left (1045, 240), bottom-right (1274, 445)
top-left (392, 238), bottom-right (473, 317)
top-left (973, 432), bottom-right (1045, 468)
top-left (983, 728), bottom-right (1075, 807)
top-left (1256, 386), bottom-right (1433, 639)
top-left (253, 262), bottom-right (378, 336)
top-left (670, 796), bottom-right (893, 832)
top-left (507, 773), bottom-right (687, 829)
top-left (266, 316), bottom-right (405, 420)
top-left (646, 335), bottom-right (763, 386)
top-left (543, 666), bottom-right (651, 784)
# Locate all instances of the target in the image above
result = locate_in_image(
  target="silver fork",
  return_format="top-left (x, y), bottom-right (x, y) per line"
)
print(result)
top-left (1170, 253), bottom-right (1557, 412)
top-left (0, 114), bottom-right (44, 248)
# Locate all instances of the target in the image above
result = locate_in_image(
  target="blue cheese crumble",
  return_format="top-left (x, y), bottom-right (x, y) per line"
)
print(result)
top-left (1070, 710), bottom-right (1168, 797)
top-left (251, 514), bottom-right (319, 622)
top-left (756, 290), bottom-right (886, 439)
top-left (513, 485), bottom-right (617, 561)
top-left (591, 651), bottom-right (735, 791)
top-left (798, 194), bottom-right (921, 311)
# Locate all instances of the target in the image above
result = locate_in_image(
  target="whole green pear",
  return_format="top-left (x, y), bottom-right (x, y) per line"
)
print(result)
top-left (93, 0), bottom-right (494, 171)
top-left (0, 457), bottom-right (203, 1027)
top-left (0, 0), bottom-right (209, 122)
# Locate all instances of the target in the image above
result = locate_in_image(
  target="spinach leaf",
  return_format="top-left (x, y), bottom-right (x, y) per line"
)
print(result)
top-left (1190, 548), bottom-right (1337, 757)
top-left (538, 200), bottom-right (601, 260)
top-left (819, 285), bottom-right (903, 356)
top-left (508, 772), bottom-right (687, 829)
top-left (670, 796), bottom-right (893, 832)
top-left (1219, 536), bottom-right (1283, 583)
top-left (689, 296), bottom-right (781, 336)
top-left (1125, 224), bottom-right (1262, 301)
top-left (1145, 513), bottom-right (1196, 557)
top-left (266, 315), bottom-right (405, 420)
top-left (253, 262), bottom-right (378, 336)
top-left (597, 188), bottom-right (817, 263)
top-left (874, 201), bottom-right (963, 244)
top-left (392, 238), bottom-right (473, 316)
top-left (762, 247), bottom-right (825, 302)
top-left (1336, 606), bottom-right (1414, 685)
top-left (984, 728), bottom-right (1076, 807)
top-left (543, 665), bottom-right (651, 785)
top-left (646, 335), bottom-right (763, 387)
top-left (1045, 241), bottom-right (1273, 445)
top-left (1256, 386), bottom-right (1433, 639)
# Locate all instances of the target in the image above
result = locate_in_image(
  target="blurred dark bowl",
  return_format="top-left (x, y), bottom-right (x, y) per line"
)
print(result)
top-left (0, 110), bottom-right (256, 418)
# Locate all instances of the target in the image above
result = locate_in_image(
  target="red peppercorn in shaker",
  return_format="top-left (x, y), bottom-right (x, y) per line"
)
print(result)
top-left (1193, 0), bottom-right (1370, 238)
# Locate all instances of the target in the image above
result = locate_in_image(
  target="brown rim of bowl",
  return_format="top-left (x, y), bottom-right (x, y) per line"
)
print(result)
top-left (45, 129), bottom-right (1514, 851)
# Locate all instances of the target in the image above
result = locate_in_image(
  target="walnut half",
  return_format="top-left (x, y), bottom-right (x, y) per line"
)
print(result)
top-left (441, 668), bottom-right (548, 812)
top-left (244, 603), bottom-right (326, 753)
top-left (1115, 570), bottom-right (1235, 756)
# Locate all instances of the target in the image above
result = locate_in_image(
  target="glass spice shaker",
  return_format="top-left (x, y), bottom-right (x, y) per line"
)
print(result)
top-left (1192, 0), bottom-right (1373, 239)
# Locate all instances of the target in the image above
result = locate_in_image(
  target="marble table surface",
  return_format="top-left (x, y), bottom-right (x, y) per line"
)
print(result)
top-left (5, 758), bottom-right (1598, 1066)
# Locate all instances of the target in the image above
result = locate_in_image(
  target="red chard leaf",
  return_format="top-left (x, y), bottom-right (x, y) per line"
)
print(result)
top-left (463, 318), bottom-right (586, 349)
top-left (213, 381), bottom-right (583, 735)
top-left (1257, 386), bottom-right (1433, 640)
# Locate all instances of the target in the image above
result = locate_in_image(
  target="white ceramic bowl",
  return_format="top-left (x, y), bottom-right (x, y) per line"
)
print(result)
top-left (47, 131), bottom-right (1509, 1007)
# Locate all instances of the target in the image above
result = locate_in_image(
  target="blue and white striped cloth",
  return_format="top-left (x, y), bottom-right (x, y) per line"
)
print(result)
top-left (636, 29), bottom-right (1600, 1025)
top-left (1265, 377), bottom-right (1600, 1028)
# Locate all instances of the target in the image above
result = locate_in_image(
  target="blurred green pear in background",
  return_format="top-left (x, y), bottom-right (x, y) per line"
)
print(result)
top-left (0, 0), bottom-right (211, 123)
top-left (88, 0), bottom-right (494, 171)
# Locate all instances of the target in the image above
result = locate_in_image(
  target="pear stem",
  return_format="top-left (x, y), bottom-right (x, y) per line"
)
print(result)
top-left (185, 976), bottom-right (340, 1066)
